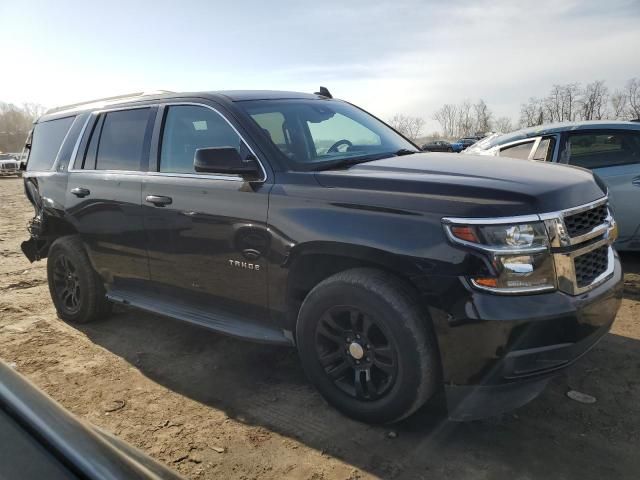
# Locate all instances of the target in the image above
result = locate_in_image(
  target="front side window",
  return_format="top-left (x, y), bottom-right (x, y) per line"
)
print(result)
top-left (84, 108), bottom-right (150, 171)
top-left (240, 99), bottom-right (416, 170)
top-left (499, 141), bottom-right (535, 160)
top-left (27, 116), bottom-right (76, 171)
top-left (160, 105), bottom-right (242, 173)
top-left (567, 131), bottom-right (640, 169)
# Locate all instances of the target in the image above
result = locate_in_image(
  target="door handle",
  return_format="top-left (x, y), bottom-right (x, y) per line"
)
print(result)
top-left (70, 187), bottom-right (90, 198)
top-left (632, 176), bottom-right (640, 187)
top-left (145, 195), bottom-right (173, 207)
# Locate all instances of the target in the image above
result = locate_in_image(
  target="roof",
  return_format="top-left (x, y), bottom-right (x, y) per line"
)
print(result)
top-left (477, 120), bottom-right (640, 150)
top-left (38, 89), bottom-right (329, 123)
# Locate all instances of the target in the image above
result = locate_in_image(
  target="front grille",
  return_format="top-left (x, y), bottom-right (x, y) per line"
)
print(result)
top-left (574, 245), bottom-right (609, 288)
top-left (564, 204), bottom-right (608, 237)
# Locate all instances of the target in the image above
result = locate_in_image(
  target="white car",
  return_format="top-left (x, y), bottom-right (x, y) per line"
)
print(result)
top-left (0, 154), bottom-right (21, 176)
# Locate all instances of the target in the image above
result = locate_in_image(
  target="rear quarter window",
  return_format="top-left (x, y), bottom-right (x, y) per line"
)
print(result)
top-left (499, 141), bottom-right (535, 160)
top-left (27, 116), bottom-right (76, 171)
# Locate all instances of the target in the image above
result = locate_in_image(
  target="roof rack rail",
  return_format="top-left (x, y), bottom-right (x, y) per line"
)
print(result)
top-left (46, 90), bottom-right (175, 114)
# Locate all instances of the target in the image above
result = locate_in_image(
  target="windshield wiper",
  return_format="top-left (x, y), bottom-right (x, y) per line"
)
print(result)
top-left (313, 152), bottom-right (401, 171)
top-left (314, 149), bottom-right (420, 171)
top-left (394, 148), bottom-right (420, 156)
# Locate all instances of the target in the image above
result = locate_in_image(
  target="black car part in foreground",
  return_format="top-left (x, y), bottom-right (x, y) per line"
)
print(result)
top-left (0, 360), bottom-right (182, 480)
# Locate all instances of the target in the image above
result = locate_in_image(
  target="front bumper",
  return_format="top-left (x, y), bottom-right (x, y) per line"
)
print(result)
top-left (433, 252), bottom-right (623, 420)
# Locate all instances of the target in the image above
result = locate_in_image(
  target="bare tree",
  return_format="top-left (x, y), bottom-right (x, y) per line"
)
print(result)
top-left (611, 90), bottom-right (628, 119)
top-left (519, 97), bottom-right (545, 127)
top-left (562, 83), bottom-right (581, 121)
top-left (473, 99), bottom-right (492, 134)
top-left (494, 116), bottom-right (514, 133)
top-left (580, 80), bottom-right (609, 120)
top-left (624, 77), bottom-right (640, 120)
top-left (0, 102), bottom-right (44, 152)
top-left (456, 100), bottom-right (473, 137)
top-left (544, 83), bottom-right (582, 122)
top-left (388, 114), bottom-right (425, 142)
top-left (433, 104), bottom-right (458, 138)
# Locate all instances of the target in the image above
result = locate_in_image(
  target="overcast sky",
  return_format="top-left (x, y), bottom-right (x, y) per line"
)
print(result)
top-left (1, 0), bottom-right (639, 130)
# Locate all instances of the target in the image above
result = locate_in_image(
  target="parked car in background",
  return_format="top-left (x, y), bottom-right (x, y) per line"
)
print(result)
top-left (0, 360), bottom-right (182, 480)
top-left (464, 121), bottom-right (640, 250)
top-left (450, 137), bottom-right (480, 152)
top-left (0, 153), bottom-right (21, 176)
top-left (421, 140), bottom-right (453, 152)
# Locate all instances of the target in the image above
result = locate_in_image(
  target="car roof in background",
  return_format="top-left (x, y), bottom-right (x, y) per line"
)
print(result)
top-left (475, 120), bottom-right (640, 150)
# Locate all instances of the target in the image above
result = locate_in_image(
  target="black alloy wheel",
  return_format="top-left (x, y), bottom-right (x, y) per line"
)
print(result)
top-left (52, 254), bottom-right (82, 314)
top-left (47, 236), bottom-right (112, 323)
top-left (314, 306), bottom-right (398, 401)
top-left (296, 268), bottom-right (440, 423)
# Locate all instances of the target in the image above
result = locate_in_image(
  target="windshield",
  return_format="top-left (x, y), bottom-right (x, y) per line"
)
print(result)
top-left (238, 99), bottom-right (416, 170)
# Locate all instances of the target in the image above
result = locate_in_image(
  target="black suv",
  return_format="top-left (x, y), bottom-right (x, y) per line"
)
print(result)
top-left (21, 90), bottom-right (623, 423)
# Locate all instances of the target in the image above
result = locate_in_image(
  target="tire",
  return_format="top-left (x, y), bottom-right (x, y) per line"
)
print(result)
top-left (47, 236), bottom-right (112, 323)
top-left (447, 148), bottom-right (453, 152)
top-left (296, 268), bottom-right (440, 424)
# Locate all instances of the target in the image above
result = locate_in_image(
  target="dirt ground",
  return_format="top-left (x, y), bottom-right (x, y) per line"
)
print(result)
top-left (1, 176), bottom-right (639, 480)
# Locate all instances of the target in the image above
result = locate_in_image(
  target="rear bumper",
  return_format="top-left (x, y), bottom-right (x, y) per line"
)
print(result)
top-left (436, 252), bottom-right (623, 420)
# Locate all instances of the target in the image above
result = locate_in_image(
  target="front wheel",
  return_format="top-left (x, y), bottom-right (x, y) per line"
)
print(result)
top-left (47, 236), bottom-right (112, 323)
top-left (296, 268), bottom-right (440, 424)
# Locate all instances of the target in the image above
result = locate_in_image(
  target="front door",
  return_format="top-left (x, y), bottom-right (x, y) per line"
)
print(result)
top-left (564, 130), bottom-right (640, 249)
top-left (142, 103), bottom-right (272, 320)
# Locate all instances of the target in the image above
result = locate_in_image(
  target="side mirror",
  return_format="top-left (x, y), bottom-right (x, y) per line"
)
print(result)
top-left (194, 147), bottom-right (261, 179)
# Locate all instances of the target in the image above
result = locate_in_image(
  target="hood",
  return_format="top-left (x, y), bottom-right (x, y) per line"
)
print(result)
top-left (314, 152), bottom-right (605, 218)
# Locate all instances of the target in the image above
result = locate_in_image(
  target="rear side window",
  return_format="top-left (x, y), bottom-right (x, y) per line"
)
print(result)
top-left (27, 116), bottom-right (75, 171)
top-left (499, 141), bottom-right (534, 160)
top-left (84, 108), bottom-right (150, 171)
top-left (567, 131), bottom-right (640, 169)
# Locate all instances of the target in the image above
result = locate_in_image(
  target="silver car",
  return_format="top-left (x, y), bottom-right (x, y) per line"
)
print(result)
top-left (464, 121), bottom-right (640, 251)
top-left (0, 154), bottom-right (21, 176)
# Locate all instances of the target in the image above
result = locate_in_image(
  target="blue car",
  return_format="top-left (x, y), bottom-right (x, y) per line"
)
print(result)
top-left (450, 137), bottom-right (479, 153)
top-left (464, 121), bottom-right (640, 250)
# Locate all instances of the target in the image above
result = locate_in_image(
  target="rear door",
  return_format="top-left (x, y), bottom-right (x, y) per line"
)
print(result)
top-left (564, 130), bottom-right (640, 248)
top-left (65, 107), bottom-right (155, 287)
top-left (142, 102), bottom-right (272, 320)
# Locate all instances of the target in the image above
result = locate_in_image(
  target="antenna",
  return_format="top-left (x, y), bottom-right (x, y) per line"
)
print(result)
top-left (314, 86), bottom-right (333, 98)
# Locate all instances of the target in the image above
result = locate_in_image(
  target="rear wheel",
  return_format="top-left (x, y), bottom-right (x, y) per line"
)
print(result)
top-left (296, 268), bottom-right (440, 423)
top-left (47, 236), bottom-right (112, 323)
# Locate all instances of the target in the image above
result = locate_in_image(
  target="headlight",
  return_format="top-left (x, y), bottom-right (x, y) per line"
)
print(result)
top-left (443, 220), bottom-right (556, 294)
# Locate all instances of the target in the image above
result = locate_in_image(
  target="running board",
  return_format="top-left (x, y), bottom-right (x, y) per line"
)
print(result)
top-left (106, 289), bottom-right (293, 346)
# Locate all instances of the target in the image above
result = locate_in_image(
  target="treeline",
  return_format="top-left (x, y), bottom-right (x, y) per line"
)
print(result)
top-left (432, 99), bottom-right (513, 139)
top-left (519, 78), bottom-right (639, 127)
top-left (0, 102), bottom-right (46, 153)
top-left (396, 76), bottom-right (640, 142)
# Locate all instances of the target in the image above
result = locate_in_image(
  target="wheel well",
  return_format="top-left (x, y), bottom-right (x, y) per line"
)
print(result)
top-left (36, 215), bottom-right (78, 258)
top-left (286, 253), bottom-right (422, 329)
